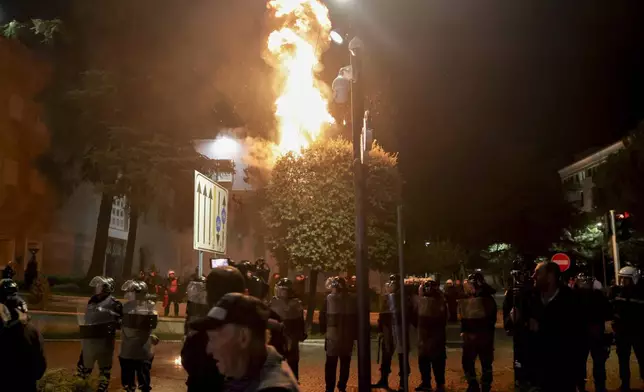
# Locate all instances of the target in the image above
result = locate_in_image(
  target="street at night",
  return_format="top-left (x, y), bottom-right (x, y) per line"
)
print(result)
top-left (42, 336), bottom-right (642, 392)
top-left (2, 0), bottom-right (644, 391)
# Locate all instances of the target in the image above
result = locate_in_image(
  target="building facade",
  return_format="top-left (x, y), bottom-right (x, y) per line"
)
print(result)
top-left (558, 141), bottom-right (624, 212)
top-left (0, 37), bottom-right (52, 278)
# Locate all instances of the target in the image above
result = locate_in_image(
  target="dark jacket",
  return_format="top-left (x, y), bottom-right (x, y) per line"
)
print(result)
top-left (182, 311), bottom-right (287, 392)
top-left (224, 346), bottom-right (300, 392)
top-left (0, 320), bottom-right (46, 392)
top-left (182, 330), bottom-right (225, 392)
top-left (526, 285), bottom-right (581, 390)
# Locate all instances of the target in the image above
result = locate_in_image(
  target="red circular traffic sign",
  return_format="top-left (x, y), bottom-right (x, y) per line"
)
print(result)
top-left (551, 253), bottom-right (571, 272)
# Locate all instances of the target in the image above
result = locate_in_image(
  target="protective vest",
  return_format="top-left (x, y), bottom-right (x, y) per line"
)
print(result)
top-left (168, 278), bottom-right (178, 294)
top-left (269, 297), bottom-right (304, 341)
top-left (417, 295), bottom-right (447, 356)
top-left (458, 295), bottom-right (496, 333)
top-left (611, 286), bottom-right (644, 334)
top-left (120, 300), bottom-right (158, 360)
top-left (325, 292), bottom-right (357, 357)
top-left (79, 296), bottom-right (120, 339)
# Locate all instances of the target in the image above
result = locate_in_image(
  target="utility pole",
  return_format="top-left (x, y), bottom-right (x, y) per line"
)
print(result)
top-left (609, 210), bottom-right (621, 283)
top-left (350, 34), bottom-right (371, 392)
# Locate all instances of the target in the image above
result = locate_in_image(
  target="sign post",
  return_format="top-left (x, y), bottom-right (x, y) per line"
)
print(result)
top-left (551, 253), bottom-right (571, 273)
top-left (194, 170), bottom-right (228, 276)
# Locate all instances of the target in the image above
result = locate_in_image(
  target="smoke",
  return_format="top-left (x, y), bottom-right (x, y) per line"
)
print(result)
top-left (240, 136), bottom-right (279, 189)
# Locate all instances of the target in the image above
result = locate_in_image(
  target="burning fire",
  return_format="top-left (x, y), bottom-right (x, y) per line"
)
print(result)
top-left (266, 0), bottom-right (335, 155)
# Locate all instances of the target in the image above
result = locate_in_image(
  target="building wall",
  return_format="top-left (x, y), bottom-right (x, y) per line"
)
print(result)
top-left (558, 141), bottom-right (625, 212)
top-left (0, 38), bottom-right (51, 277)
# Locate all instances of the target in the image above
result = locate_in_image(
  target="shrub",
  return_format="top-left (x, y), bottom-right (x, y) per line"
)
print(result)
top-left (37, 369), bottom-right (94, 392)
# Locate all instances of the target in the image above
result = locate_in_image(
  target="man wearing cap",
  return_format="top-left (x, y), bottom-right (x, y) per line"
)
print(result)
top-left (182, 266), bottom-right (246, 392)
top-left (191, 293), bottom-right (300, 392)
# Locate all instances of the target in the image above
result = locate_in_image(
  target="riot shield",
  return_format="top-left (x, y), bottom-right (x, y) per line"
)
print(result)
top-left (186, 281), bottom-right (207, 305)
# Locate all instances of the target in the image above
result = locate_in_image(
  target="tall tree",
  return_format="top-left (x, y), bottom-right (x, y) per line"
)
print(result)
top-left (263, 139), bottom-right (402, 322)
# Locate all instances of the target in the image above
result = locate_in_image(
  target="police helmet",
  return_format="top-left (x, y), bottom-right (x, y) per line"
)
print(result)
top-left (121, 279), bottom-right (148, 293)
top-left (468, 269), bottom-right (485, 287)
top-left (276, 278), bottom-right (293, 289)
top-left (330, 276), bottom-right (347, 290)
top-left (275, 278), bottom-right (292, 297)
top-left (0, 279), bottom-right (18, 301)
top-left (618, 266), bottom-right (641, 285)
top-left (89, 276), bottom-right (115, 294)
top-left (420, 279), bottom-right (439, 296)
top-left (576, 272), bottom-right (592, 286)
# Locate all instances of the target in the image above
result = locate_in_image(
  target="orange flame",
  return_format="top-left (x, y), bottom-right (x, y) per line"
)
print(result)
top-left (266, 0), bottom-right (335, 155)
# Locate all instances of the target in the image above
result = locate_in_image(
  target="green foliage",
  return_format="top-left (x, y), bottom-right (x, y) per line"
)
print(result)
top-left (262, 139), bottom-right (402, 272)
top-left (1, 19), bottom-right (63, 44)
top-left (481, 242), bottom-right (517, 276)
top-left (410, 240), bottom-right (469, 276)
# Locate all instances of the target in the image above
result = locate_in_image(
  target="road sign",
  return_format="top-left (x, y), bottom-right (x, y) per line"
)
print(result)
top-left (194, 170), bottom-right (228, 254)
top-left (551, 253), bottom-right (571, 272)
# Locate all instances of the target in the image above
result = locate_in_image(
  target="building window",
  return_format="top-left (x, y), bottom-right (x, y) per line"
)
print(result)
top-left (110, 197), bottom-right (128, 231)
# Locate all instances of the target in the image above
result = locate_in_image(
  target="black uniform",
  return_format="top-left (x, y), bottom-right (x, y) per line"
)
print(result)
top-left (320, 290), bottom-right (357, 392)
top-left (503, 286), bottom-right (538, 391)
top-left (379, 290), bottom-right (412, 389)
top-left (77, 293), bottom-right (123, 392)
top-left (574, 286), bottom-right (612, 392)
top-left (269, 296), bottom-right (306, 379)
top-left (459, 285), bottom-right (497, 392)
top-left (610, 284), bottom-right (644, 390)
top-left (0, 282), bottom-right (46, 392)
top-left (415, 289), bottom-right (448, 390)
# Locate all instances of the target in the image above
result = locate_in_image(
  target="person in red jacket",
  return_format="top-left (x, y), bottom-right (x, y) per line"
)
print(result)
top-left (164, 270), bottom-right (181, 317)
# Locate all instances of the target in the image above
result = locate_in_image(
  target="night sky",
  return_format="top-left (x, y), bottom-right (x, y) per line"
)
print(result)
top-left (3, 0), bottom-right (644, 248)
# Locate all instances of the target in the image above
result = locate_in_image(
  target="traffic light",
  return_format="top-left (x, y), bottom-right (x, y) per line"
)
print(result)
top-left (607, 211), bottom-right (633, 241)
top-left (616, 212), bottom-right (633, 241)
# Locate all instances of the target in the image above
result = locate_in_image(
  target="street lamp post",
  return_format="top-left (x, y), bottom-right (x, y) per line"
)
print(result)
top-left (348, 35), bottom-right (372, 392)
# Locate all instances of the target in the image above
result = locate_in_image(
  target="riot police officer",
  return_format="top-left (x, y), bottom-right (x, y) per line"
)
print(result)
top-left (0, 280), bottom-right (46, 392)
top-left (185, 276), bottom-right (209, 334)
top-left (610, 266), bottom-right (644, 392)
top-left (459, 270), bottom-right (497, 392)
top-left (0, 278), bottom-right (27, 318)
top-left (77, 276), bottom-right (122, 392)
top-left (414, 279), bottom-right (448, 392)
top-left (119, 280), bottom-right (159, 392)
top-left (270, 278), bottom-right (307, 379)
top-left (574, 272), bottom-right (612, 392)
top-left (373, 274), bottom-right (412, 391)
top-left (320, 276), bottom-right (357, 392)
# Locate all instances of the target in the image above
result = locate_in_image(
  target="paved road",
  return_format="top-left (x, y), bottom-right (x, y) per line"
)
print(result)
top-left (42, 335), bottom-right (642, 392)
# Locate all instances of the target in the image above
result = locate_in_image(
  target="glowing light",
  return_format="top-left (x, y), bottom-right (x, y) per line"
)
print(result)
top-left (210, 136), bottom-right (240, 159)
top-left (174, 356), bottom-right (182, 366)
top-left (330, 30), bottom-right (344, 45)
top-left (266, 0), bottom-right (335, 155)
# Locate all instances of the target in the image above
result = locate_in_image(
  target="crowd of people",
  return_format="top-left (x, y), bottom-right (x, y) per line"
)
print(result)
top-left (0, 258), bottom-right (643, 392)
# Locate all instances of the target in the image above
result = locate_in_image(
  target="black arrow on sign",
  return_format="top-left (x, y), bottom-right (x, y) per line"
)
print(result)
top-left (196, 182), bottom-right (202, 244)
top-left (207, 188), bottom-right (213, 245)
